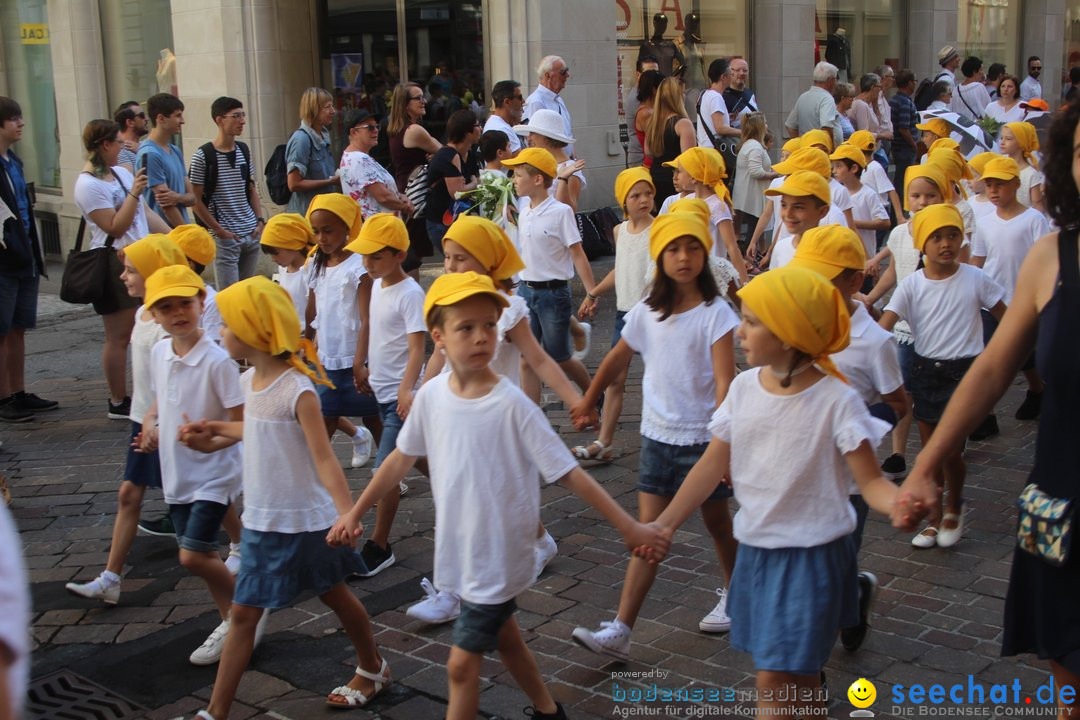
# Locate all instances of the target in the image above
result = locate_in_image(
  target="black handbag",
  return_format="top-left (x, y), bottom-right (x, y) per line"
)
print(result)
top-left (60, 170), bottom-right (125, 304)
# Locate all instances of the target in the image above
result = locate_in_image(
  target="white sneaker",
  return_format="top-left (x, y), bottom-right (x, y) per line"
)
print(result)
top-left (571, 620), bottom-right (631, 661)
top-left (224, 544), bottom-right (242, 575)
top-left (65, 574), bottom-right (120, 605)
top-left (399, 481), bottom-right (409, 496)
top-left (534, 531), bottom-right (558, 579)
top-left (699, 587), bottom-right (731, 632)
top-left (189, 618), bottom-right (231, 666)
top-left (405, 577), bottom-right (460, 624)
top-left (572, 322), bottom-right (592, 362)
top-left (351, 426), bottom-right (374, 468)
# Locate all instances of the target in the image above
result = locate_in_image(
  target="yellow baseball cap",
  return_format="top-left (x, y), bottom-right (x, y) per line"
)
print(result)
top-left (346, 213), bottom-right (409, 255)
top-left (911, 204), bottom-right (964, 252)
top-left (764, 170), bottom-right (832, 205)
top-left (123, 234), bottom-right (186, 279)
top-left (144, 264), bottom-right (207, 308)
top-left (916, 118), bottom-right (949, 138)
top-left (790, 225), bottom-right (866, 279)
top-left (260, 213), bottom-right (315, 252)
top-left (423, 271), bottom-right (509, 326)
top-left (501, 147), bottom-right (557, 178)
top-left (772, 147), bottom-right (831, 179)
top-left (830, 144), bottom-right (868, 169)
top-left (801, 129), bottom-right (834, 152)
top-left (169, 224), bottom-right (216, 266)
top-left (782, 137), bottom-right (802, 154)
top-left (847, 130), bottom-right (877, 152)
top-left (978, 156), bottom-right (1021, 182)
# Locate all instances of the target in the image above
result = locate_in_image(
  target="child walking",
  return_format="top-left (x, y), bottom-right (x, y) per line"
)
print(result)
top-left (829, 144), bottom-right (890, 271)
top-left (761, 148), bottom-right (849, 268)
top-left (570, 211), bottom-right (740, 659)
top-left (178, 277), bottom-right (390, 719)
top-left (762, 170), bottom-right (832, 269)
top-left (880, 205), bottom-right (1006, 549)
top-left (640, 266), bottom-right (926, 718)
top-left (329, 272), bottom-right (668, 720)
top-left (998, 122), bottom-right (1045, 212)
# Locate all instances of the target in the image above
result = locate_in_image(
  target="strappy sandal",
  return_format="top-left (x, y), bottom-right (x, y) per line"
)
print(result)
top-left (326, 657), bottom-right (391, 709)
top-left (571, 440), bottom-right (615, 462)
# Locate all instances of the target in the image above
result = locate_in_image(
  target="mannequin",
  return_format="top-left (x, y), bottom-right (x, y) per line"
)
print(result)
top-left (156, 48), bottom-right (177, 95)
top-left (638, 13), bottom-right (683, 78)
top-left (676, 12), bottom-right (707, 123)
top-left (825, 28), bottom-right (851, 83)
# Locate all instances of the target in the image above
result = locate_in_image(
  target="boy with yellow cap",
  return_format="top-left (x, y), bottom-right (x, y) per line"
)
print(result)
top-left (846, 130), bottom-right (905, 224)
top-left (965, 151), bottom-right (1000, 221)
top-left (880, 205), bottom-right (1006, 550)
top-left (790, 224), bottom-right (909, 652)
top-left (137, 265), bottom-right (255, 666)
top-left (915, 117), bottom-right (950, 160)
top-left (746, 138), bottom-right (801, 259)
top-left (330, 272), bottom-right (668, 720)
top-left (762, 170), bottom-right (832, 269)
top-left (998, 121), bottom-right (1045, 212)
top-left (169, 224), bottom-right (224, 346)
top-left (970, 156), bottom-right (1050, 422)
top-left (830, 144), bottom-right (890, 265)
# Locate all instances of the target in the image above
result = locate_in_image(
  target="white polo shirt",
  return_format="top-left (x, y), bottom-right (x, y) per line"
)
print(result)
top-left (517, 196), bottom-right (581, 282)
top-left (482, 113), bottom-right (523, 153)
top-left (834, 303), bottom-right (904, 406)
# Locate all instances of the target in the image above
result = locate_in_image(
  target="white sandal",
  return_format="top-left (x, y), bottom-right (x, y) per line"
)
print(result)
top-left (571, 440), bottom-right (615, 462)
top-left (326, 657), bottom-right (391, 708)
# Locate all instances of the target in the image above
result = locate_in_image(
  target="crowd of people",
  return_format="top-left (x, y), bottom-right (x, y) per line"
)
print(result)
top-left (0, 39), bottom-right (1077, 720)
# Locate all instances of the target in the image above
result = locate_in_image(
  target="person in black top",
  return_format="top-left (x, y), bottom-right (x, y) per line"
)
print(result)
top-left (425, 110), bottom-right (480, 252)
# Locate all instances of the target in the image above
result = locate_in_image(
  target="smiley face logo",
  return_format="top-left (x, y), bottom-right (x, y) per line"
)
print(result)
top-left (848, 678), bottom-right (876, 709)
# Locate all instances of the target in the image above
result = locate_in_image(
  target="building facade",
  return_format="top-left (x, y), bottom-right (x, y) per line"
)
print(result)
top-left (0, 0), bottom-right (1067, 256)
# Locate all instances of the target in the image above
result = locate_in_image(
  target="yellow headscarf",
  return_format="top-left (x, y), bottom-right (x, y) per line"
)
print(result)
top-left (306, 193), bottom-right (363, 242)
top-left (169, 225), bottom-right (216, 266)
top-left (736, 266), bottom-right (851, 383)
top-left (967, 151), bottom-right (1000, 177)
top-left (215, 276), bottom-right (333, 388)
top-left (441, 215), bottom-right (525, 281)
top-left (649, 211), bottom-right (712, 261)
top-left (1004, 122), bottom-right (1040, 170)
top-left (614, 167), bottom-right (655, 215)
top-left (903, 164), bottom-right (953, 211)
top-left (667, 147), bottom-right (731, 208)
top-left (123, 234), bottom-right (186, 279)
top-left (260, 213), bottom-right (316, 252)
top-left (911, 204), bottom-right (964, 252)
top-left (927, 147), bottom-right (972, 198)
top-left (669, 196), bottom-right (711, 228)
top-left (927, 137), bottom-right (960, 155)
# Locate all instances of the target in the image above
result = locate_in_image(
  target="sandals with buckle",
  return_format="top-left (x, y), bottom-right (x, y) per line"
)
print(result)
top-left (571, 440), bottom-right (615, 462)
top-left (326, 657), bottom-right (391, 708)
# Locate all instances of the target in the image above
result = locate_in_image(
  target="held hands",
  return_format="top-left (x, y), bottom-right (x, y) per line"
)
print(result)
top-left (135, 423), bottom-right (159, 453)
top-left (326, 513), bottom-right (364, 548)
top-left (353, 365), bottom-right (372, 395)
top-left (630, 521), bottom-right (673, 564)
top-left (864, 259), bottom-right (880, 277)
top-left (578, 295), bottom-right (597, 320)
top-left (892, 464), bottom-right (940, 531)
top-left (569, 399), bottom-right (598, 431)
top-left (178, 414), bottom-right (217, 453)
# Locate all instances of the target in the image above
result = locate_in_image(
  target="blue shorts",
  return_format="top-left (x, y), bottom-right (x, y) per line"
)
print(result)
top-left (638, 436), bottom-right (732, 501)
top-left (233, 528), bottom-right (365, 609)
top-left (452, 598), bottom-right (517, 653)
top-left (318, 367), bottom-right (380, 418)
top-left (0, 272), bottom-right (38, 335)
top-left (908, 353), bottom-right (976, 424)
top-left (610, 310), bottom-right (628, 349)
top-left (374, 400), bottom-right (404, 468)
top-left (169, 500), bottom-right (229, 554)
top-left (124, 422), bottom-right (162, 488)
top-left (897, 340), bottom-right (915, 387)
top-left (518, 283), bottom-right (573, 363)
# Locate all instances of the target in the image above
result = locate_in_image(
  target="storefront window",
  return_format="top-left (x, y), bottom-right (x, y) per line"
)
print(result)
top-left (0, 0), bottom-right (60, 187)
top-left (957, 0), bottom-right (1019, 76)
top-left (815, 0), bottom-right (907, 84)
top-left (99, 0), bottom-right (177, 115)
top-left (1064, 0), bottom-right (1080, 101)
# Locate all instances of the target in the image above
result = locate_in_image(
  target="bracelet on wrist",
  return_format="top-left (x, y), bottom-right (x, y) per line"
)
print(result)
top-left (586, 292), bottom-right (597, 301)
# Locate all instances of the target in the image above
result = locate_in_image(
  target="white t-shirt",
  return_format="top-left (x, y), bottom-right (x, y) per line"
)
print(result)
top-left (831, 179), bottom-right (854, 214)
top-left (696, 89), bottom-right (730, 148)
top-left (847, 184), bottom-right (890, 257)
top-left (884, 222), bottom-right (918, 343)
top-left (834, 304), bottom-right (904, 406)
top-left (201, 285), bottom-right (223, 345)
top-left (773, 205), bottom-right (849, 268)
top-left (704, 194), bottom-right (733, 259)
top-left (614, 221), bottom-right (653, 312)
top-left (396, 375), bottom-right (578, 604)
top-left (619, 298), bottom-right (739, 445)
top-left (968, 195), bottom-right (996, 223)
top-left (972, 208), bottom-right (1050, 303)
top-left (517, 196), bottom-right (580, 282)
top-left (1017, 165), bottom-right (1044, 209)
top-left (862, 160), bottom-right (895, 204)
top-left (309, 254), bottom-right (366, 370)
top-left (439, 290), bottom-right (530, 384)
top-left (130, 305), bottom-right (169, 424)
top-left (368, 277), bottom-right (426, 404)
top-left (984, 101), bottom-right (1026, 124)
top-left (885, 264), bottom-right (1005, 359)
top-left (73, 167), bottom-right (149, 250)
top-left (482, 113), bottom-right (523, 153)
top-left (240, 369), bottom-right (338, 533)
top-left (276, 262), bottom-right (313, 331)
top-left (150, 334), bottom-right (244, 505)
top-left (712, 369), bottom-right (891, 548)
top-left (0, 503), bottom-right (29, 720)
top-left (657, 192), bottom-right (691, 216)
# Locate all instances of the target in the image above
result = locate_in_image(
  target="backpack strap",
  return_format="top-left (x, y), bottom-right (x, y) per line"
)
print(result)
top-left (236, 141), bottom-right (252, 186)
top-left (198, 142), bottom-right (219, 206)
top-left (696, 92), bottom-right (722, 150)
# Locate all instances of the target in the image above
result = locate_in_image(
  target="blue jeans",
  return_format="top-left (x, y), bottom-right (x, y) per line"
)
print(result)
top-left (518, 283), bottom-right (573, 362)
top-left (374, 400), bottom-right (405, 468)
top-left (169, 500), bottom-right (229, 553)
top-left (214, 233), bottom-right (260, 289)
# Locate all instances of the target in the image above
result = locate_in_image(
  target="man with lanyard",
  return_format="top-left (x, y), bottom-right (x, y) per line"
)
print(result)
top-left (723, 57), bottom-right (759, 129)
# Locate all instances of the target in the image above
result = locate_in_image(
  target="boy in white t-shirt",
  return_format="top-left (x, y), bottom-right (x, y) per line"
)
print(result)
top-left (346, 213), bottom-right (428, 577)
top-left (881, 205), bottom-right (1006, 551)
top-left (971, 156), bottom-right (1050, 420)
top-left (762, 171), bottom-right (831, 269)
top-left (330, 272), bottom-right (667, 720)
top-left (137, 265), bottom-right (250, 668)
top-left (830, 144), bottom-right (890, 277)
top-left (847, 130), bottom-right (905, 221)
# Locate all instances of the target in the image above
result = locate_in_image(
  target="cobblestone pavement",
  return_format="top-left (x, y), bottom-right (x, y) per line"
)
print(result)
top-left (3, 259), bottom-right (1052, 720)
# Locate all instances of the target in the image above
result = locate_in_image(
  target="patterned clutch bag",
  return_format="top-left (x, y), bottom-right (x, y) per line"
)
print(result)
top-left (1017, 483), bottom-right (1074, 566)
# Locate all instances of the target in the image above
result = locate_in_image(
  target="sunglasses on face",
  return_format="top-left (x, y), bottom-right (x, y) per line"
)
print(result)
top-left (353, 124), bottom-right (378, 132)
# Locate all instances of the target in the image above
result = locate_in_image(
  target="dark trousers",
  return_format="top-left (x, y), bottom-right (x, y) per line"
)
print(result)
top-left (892, 149), bottom-right (916, 193)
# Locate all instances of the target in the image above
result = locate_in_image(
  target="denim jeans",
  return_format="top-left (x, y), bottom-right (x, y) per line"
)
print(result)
top-left (214, 233), bottom-right (260, 289)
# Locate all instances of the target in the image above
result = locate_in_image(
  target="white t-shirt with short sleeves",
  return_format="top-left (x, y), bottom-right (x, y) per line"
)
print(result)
top-left (657, 192), bottom-right (691, 216)
top-left (831, 179), bottom-right (854, 213)
top-left (309, 254), bottom-right (367, 370)
top-left (277, 262), bottom-right (313, 331)
top-left (130, 306), bottom-right (169, 425)
top-left (368, 277), bottom-right (427, 404)
top-left (517, 196), bottom-right (581, 282)
top-left (847, 184), bottom-right (889, 257)
top-left (696, 89), bottom-right (730, 148)
top-left (150, 334), bottom-right (244, 505)
top-left (862, 160), bottom-right (895, 203)
top-left (884, 222), bottom-right (919, 343)
top-left (834, 304), bottom-right (904, 405)
top-left (772, 205), bottom-right (849, 269)
top-left (439, 290), bottom-right (530, 384)
top-left (971, 208), bottom-right (1050, 303)
top-left (201, 285), bottom-right (223, 346)
top-left (967, 195), bottom-right (995, 223)
top-left (884, 264), bottom-right (1005, 359)
top-left (619, 298), bottom-right (739, 445)
top-left (1017, 165), bottom-right (1045, 209)
top-left (704, 193), bottom-right (733, 259)
top-left (711, 369), bottom-right (891, 548)
top-left (73, 167), bottom-right (150, 250)
top-left (396, 375), bottom-right (578, 604)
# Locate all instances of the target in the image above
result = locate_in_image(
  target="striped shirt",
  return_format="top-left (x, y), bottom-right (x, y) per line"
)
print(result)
top-left (189, 145), bottom-right (257, 237)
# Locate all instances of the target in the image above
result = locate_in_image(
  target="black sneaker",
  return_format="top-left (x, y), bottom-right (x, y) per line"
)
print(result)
top-left (840, 571), bottom-right (878, 652)
top-left (0, 397), bottom-right (33, 423)
top-left (355, 540), bottom-right (395, 578)
top-left (11, 391), bottom-right (58, 412)
top-left (880, 453), bottom-right (906, 480)
top-left (107, 396), bottom-right (131, 420)
top-left (524, 702), bottom-right (568, 719)
top-left (969, 414), bottom-right (999, 441)
top-left (137, 515), bottom-right (176, 537)
top-left (1015, 391), bottom-right (1042, 420)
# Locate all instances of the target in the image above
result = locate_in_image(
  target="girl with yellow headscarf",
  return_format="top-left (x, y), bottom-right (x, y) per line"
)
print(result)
top-left (999, 122), bottom-right (1046, 213)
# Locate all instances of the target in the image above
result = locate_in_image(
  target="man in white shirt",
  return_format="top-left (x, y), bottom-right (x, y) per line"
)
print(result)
top-left (523, 55), bottom-right (573, 156)
top-left (872, 65), bottom-right (895, 146)
top-left (723, 57), bottom-right (759, 129)
top-left (482, 80), bottom-right (524, 154)
top-left (785, 61), bottom-right (842, 148)
top-left (1020, 56), bottom-right (1043, 101)
top-left (952, 56), bottom-right (992, 120)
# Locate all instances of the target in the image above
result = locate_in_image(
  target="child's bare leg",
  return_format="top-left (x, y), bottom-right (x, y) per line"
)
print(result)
top-left (446, 647), bottom-right (483, 720)
top-left (891, 395), bottom-right (913, 456)
top-left (324, 415), bottom-right (339, 439)
top-left (369, 491), bottom-right (399, 549)
top-left (496, 616), bottom-right (558, 714)
top-left (206, 604), bottom-right (263, 720)
top-left (1050, 660), bottom-right (1080, 720)
top-left (597, 358), bottom-right (631, 447)
top-left (1022, 367), bottom-right (1045, 394)
top-left (916, 420), bottom-right (946, 528)
top-left (614, 493), bottom-right (670, 627)
top-left (700, 499), bottom-right (737, 585)
top-left (942, 450), bottom-right (966, 521)
top-left (321, 583), bottom-right (385, 700)
top-left (557, 357), bottom-right (591, 394)
top-left (222, 504), bottom-right (243, 546)
top-left (756, 670), bottom-right (825, 717)
top-left (178, 549), bottom-right (235, 619)
top-left (569, 316), bottom-right (585, 351)
top-left (337, 417), bottom-right (357, 436)
top-left (105, 481), bottom-right (146, 575)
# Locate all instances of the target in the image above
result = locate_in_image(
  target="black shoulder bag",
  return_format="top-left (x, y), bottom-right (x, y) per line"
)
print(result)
top-left (60, 170), bottom-right (125, 304)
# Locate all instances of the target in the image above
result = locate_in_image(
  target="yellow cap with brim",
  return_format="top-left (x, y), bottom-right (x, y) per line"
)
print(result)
top-left (169, 224), bottom-right (216, 266)
top-left (790, 224), bottom-right (866, 279)
top-left (847, 130), bottom-right (876, 152)
top-left (501, 147), bottom-right (557, 178)
top-left (346, 213), bottom-right (409, 255)
top-left (772, 147), bottom-right (831, 179)
top-left (801, 129), bottom-right (834, 152)
top-left (764, 170), bottom-right (832, 205)
top-left (830, 144), bottom-right (868, 169)
top-left (782, 137), bottom-right (802, 154)
top-left (916, 118), bottom-right (949, 138)
top-left (978, 156), bottom-right (1021, 182)
top-left (144, 264), bottom-right (206, 308)
top-left (424, 271), bottom-right (509, 326)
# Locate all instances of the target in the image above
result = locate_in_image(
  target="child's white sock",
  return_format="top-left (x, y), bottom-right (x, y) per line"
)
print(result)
top-left (101, 570), bottom-right (121, 585)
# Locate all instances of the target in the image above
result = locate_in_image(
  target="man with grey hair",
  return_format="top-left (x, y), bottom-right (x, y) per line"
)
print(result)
top-left (524, 55), bottom-right (573, 155)
top-left (785, 61), bottom-right (841, 147)
top-left (723, 57), bottom-right (759, 129)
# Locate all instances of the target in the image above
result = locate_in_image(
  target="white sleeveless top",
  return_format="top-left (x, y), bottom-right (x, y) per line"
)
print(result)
top-left (614, 221), bottom-right (652, 312)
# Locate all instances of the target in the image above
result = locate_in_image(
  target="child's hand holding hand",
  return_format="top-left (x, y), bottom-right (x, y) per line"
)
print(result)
top-left (178, 414), bottom-right (216, 453)
top-left (137, 424), bottom-right (159, 453)
top-left (396, 390), bottom-right (413, 420)
top-left (326, 514), bottom-right (364, 548)
top-left (568, 401), bottom-right (597, 431)
top-left (353, 365), bottom-right (372, 395)
top-left (624, 521), bottom-right (672, 563)
top-left (892, 464), bottom-right (939, 530)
